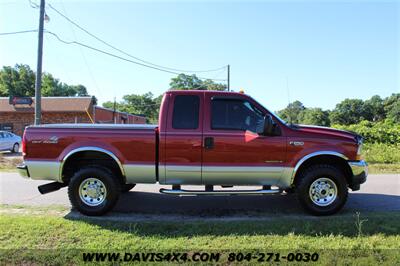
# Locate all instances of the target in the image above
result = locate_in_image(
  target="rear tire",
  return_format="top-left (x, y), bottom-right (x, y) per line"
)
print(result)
top-left (121, 184), bottom-right (136, 193)
top-left (296, 164), bottom-right (348, 216)
top-left (68, 167), bottom-right (120, 216)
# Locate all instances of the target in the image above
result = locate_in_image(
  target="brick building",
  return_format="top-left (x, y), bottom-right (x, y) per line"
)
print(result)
top-left (0, 97), bottom-right (146, 136)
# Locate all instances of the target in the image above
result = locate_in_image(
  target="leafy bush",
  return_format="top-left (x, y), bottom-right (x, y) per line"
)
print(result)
top-left (362, 143), bottom-right (400, 164)
top-left (333, 119), bottom-right (400, 144)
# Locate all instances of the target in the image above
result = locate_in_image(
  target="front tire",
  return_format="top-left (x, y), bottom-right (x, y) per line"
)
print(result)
top-left (68, 167), bottom-right (120, 216)
top-left (296, 164), bottom-right (348, 216)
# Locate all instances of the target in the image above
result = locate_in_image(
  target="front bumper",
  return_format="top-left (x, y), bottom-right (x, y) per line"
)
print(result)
top-left (17, 164), bottom-right (30, 179)
top-left (348, 160), bottom-right (368, 191)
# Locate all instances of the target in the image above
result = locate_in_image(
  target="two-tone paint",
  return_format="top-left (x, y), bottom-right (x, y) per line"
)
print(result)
top-left (19, 90), bottom-right (367, 190)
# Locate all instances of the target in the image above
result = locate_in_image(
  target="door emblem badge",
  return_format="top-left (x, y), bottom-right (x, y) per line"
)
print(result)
top-left (289, 141), bottom-right (304, 146)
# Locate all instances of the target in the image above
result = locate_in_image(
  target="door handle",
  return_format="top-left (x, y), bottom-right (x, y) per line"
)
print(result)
top-left (204, 137), bottom-right (214, 149)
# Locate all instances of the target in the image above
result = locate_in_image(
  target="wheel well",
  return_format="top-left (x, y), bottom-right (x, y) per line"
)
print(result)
top-left (293, 155), bottom-right (353, 186)
top-left (61, 151), bottom-right (125, 184)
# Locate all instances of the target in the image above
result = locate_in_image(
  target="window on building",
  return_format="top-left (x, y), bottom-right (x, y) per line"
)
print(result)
top-left (211, 99), bottom-right (264, 132)
top-left (172, 95), bottom-right (200, 129)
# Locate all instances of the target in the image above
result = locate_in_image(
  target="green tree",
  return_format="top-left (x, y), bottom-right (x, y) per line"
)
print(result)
top-left (71, 84), bottom-right (89, 96)
top-left (0, 64), bottom-right (35, 97)
top-left (277, 101), bottom-right (305, 124)
top-left (330, 98), bottom-right (371, 125)
top-left (364, 95), bottom-right (385, 122)
top-left (386, 100), bottom-right (400, 123)
top-left (42, 73), bottom-right (88, 96)
top-left (170, 74), bottom-right (205, 90)
top-left (0, 64), bottom-right (89, 97)
top-left (298, 108), bottom-right (331, 126)
top-left (42, 73), bottom-right (60, 96)
top-left (169, 73), bottom-right (226, 91)
top-left (202, 79), bottom-right (227, 91)
top-left (103, 92), bottom-right (161, 124)
top-left (384, 93), bottom-right (400, 123)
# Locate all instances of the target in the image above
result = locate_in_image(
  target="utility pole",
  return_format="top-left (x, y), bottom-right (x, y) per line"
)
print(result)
top-left (34, 0), bottom-right (45, 125)
top-left (227, 64), bottom-right (230, 92)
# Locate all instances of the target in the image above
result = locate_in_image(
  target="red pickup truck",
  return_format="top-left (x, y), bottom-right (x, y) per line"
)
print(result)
top-left (18, 90), bottom-right (367, 216)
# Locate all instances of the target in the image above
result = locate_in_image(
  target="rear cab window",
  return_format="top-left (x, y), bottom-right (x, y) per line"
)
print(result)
top-left (172, 95), bottom-right (200, 129)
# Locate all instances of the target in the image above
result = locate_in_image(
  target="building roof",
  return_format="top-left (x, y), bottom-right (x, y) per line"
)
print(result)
top-left (0, 97), bottom-right (93, 113)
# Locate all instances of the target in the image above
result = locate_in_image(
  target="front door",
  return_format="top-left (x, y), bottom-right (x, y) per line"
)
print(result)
top-left (202, 95), bottom-right (286, 185)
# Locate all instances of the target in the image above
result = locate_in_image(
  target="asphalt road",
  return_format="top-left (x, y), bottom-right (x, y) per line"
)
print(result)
top-left (0, 172), bottom-right (399, 215)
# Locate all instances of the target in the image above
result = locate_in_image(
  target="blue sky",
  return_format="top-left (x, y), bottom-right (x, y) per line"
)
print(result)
top-left (0, 0), bottom-right (398, 111)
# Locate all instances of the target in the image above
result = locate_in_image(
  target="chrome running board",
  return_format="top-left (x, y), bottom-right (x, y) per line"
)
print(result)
top-left (159, 188), bottom-right (281, 196)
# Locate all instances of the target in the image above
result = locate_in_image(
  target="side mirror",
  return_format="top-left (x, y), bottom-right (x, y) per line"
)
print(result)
top-left (259, 114), bottom-right (274, 136)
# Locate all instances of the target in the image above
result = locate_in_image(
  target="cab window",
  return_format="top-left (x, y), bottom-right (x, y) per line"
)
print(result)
top-left (172, 95), bottom-right (200, 129)
top-left (211, 98), bottom-right (264, 132)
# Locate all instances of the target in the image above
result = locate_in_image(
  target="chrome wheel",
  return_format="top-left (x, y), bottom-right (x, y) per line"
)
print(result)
top-left (309, 177), bottom-right (337, 206)
top-left (78, 178), bottom-right (107, 206)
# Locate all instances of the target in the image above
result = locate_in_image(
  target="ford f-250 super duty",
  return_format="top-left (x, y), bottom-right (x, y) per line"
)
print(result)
top-left (17, 90), bottom-right (367, 216)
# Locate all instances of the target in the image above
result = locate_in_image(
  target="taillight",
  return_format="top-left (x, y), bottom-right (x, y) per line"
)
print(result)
top-left (22, 130), bottom-right (27, 156)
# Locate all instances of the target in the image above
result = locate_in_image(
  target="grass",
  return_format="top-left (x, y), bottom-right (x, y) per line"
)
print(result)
top-left (368, 163), bottom-right (400, 174)
top-left (0, 205), bottom-right (399, 265)
top-left (0, 152), bottom-right (21, 171)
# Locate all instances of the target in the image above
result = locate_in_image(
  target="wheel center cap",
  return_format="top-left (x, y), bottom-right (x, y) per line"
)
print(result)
top-left (86, 186), bottom-right (99, 198)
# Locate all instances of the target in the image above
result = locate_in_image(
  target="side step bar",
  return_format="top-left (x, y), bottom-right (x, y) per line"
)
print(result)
top-left (159, 187), bottom-right (281, 196)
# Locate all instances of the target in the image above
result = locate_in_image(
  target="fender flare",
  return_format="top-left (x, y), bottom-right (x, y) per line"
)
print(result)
top-left (59, 146), bottom-right (126, 181)
top-left (290, 151), bottom-right (348, 185)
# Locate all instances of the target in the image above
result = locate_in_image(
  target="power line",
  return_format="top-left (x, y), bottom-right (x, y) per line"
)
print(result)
top-left (0, 29), bottom-right (37, 36)
top-left (45, 30), bottom-right (226, 81)
top-left (47, 3), bottom-right (227, 74)
top-left (28, 0), bottom-right (39, 8)
top-left (59, 0), bottom-right (103, 98)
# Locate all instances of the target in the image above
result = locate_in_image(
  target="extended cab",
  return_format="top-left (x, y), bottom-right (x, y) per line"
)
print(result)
top-left (18, 90), bottom-right (367, 215)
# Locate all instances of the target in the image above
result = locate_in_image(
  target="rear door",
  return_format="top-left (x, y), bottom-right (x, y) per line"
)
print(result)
top-left (163, 92), bottom-right (203, 184)
top-left (202, 94), bottom-right (286, 185)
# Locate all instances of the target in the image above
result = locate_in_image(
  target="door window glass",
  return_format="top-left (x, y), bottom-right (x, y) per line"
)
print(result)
top-left (211, 99), bottom-right (264, 132)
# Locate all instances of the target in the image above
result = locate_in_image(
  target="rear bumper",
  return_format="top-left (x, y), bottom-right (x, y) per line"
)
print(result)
top-left (348, 160), bottom-right (368, 191)
top-left (16, 160), bottom-right (62, 182)
top-left (17, 164), bottom-right (30, 179)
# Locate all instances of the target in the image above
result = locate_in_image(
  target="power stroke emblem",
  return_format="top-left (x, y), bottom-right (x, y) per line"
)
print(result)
top-left (32, 136), bottom-right (59, 144)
